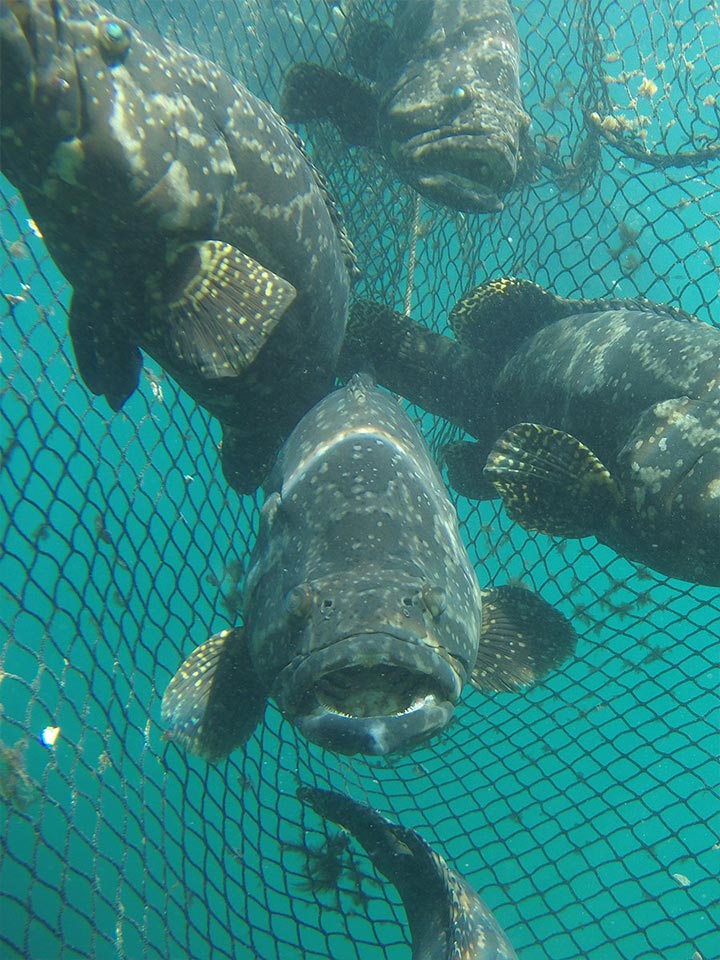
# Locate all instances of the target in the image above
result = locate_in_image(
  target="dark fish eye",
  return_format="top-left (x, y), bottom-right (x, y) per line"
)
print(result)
top-left (98, 17), bottom-right (131, 62)
top-left (286, 583), bottom-right (314, 620)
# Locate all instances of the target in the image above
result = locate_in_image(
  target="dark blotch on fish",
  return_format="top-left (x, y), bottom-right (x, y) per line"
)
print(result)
top-left (299, 785), bottom-right (520, 960)
top-left (341, 279), bottom-right (720, 586)
top-left (281, 0), bottom-right (533, 212)
top-left (1, 0), bottom-right (354, 492)
top-left (162, 374), bottom-right (575, 758)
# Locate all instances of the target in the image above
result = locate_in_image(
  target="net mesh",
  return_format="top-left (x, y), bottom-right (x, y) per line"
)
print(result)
top-left (1, 1), bottom-right (718, 958)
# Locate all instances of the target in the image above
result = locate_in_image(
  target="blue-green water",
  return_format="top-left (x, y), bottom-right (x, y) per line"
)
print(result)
top-left (1, 1), bottom-right (719, 958)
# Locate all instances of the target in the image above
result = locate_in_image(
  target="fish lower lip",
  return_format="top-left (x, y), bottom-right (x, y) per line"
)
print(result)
top-left (276, 634), bottom-right (463, 755)
top-left (296, 693), bottom-right (456, 756)
top-left (415, 173), bottom-right (502, 212)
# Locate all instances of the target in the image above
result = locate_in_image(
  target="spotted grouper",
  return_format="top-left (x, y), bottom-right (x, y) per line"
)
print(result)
top-left (162, 374), bottom-right (575, 758)
top-left (299, 786), bottom-right (520, 960)
top-left (281, 0), bottom-right (533, 212)
top-left (0, 0), bottom-right (354, 492)
top-left (340, 280), bottom-right (720, 586)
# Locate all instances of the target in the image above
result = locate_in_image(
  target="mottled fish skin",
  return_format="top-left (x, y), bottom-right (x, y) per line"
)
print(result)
top-left (244, 373), bottom-right (484, 756)
top-left (0, 0), bottom-right (351, 492)
top-left (161, 373), bottom-right (575, 760)
top-left (486, 308), bottom-right (720, 583)
top-left (282, 0), bottom-right (529, 212)
top-left (299, 786), bottom-right (520, 960)
top-left (341, 283), bottom-right (720, 586)
top-left (378, 0), bottom-right (530, 211)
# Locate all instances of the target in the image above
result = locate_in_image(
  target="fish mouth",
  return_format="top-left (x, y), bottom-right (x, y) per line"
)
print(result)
top-left (388, 128), bottom-right (516, 212)
top-left (276, 634), bottom-right (464, 756)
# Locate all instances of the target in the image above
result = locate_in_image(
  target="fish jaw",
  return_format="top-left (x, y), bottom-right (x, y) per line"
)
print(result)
top-left (275, 632), bottom-right (465, 756)
top-left (385, 126), bottom-right (516, 212)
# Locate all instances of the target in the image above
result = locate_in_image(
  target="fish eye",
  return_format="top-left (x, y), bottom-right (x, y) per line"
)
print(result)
top-left (98, 17), bottom-right (131, 62)
top-left (286, 584), bottom-right (314, 620)
top-left (452, 85), bottom-right (470, 104)
top-left (421, 584), bottom-right (446, 620)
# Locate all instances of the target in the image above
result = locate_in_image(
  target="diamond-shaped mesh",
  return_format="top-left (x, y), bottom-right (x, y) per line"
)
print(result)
top-left (1, 2), bottom-right (718, 959)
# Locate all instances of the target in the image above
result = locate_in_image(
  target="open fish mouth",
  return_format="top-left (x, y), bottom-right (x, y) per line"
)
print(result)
top-left (390, 128), bottom-right (517, 212)
top-left (276, 634), bottom-right (464, 756)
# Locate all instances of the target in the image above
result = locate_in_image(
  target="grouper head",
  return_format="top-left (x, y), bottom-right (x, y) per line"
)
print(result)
top-left (377, 0), bottom-right (528, 212)
top-left (1, 0), bottom-right (230, 236)
top-left (270, 569), bottom-right (471, 757)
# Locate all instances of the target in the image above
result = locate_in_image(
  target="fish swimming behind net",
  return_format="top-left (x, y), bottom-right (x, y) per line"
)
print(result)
top-left (281, 0), bottom-right (534, 212)
top-left (0, 0), bottom-right (354, 493)
top-left (340, 279), bottom-right (720, 586)
top-left (162, 374), bottom-right (576, 759)
top-left (299, 785), bottom-right (520, 960)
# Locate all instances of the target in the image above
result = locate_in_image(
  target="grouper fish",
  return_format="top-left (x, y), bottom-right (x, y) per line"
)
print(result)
top-left (0, 0), bottom-right (353, 492)
top-left (340, 280), bottom-right (720, 586)
top-left (162, 374), bottom-right (575, 758)
top-left (281, 0), bottom-right (532, 212)
top-left (299, 786), bottom-right (520, 960)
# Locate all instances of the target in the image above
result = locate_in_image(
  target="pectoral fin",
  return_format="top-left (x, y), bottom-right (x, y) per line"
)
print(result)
top-left (473, 585), bottom-right (577, 691)
top-left (162, 240), bottom-right (296, 381)
top-left (281, 63), bottom-right (381, 148)
top-left (161, 627), bottom-right (266, 761)
top-left (483, 422), bottom-right (623, 538)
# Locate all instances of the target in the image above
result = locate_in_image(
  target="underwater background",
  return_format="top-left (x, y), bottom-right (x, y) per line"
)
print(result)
top-left (1, 0), bottom-right (718, 957)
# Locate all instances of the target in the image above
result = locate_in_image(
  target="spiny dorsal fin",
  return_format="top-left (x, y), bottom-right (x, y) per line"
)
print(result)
top-left (450, 276), bottom-right (700, 363)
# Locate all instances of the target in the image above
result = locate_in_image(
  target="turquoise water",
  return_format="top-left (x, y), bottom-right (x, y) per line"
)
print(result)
top-left (1, 1), bottom-right (719, 958)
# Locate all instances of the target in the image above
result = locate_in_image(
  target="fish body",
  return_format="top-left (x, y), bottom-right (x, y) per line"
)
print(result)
top-left (300, 786), bottom-right (520, 960)
top-left (1, 0), bottom-right (352, 491)
top-left (244, 373), bottom-right (483, 756)
top-left (342, 281), bottom-right (720, 585)
top-left (162, 374), bottom-right (575, 758)
top-left (281, 0), bottom-right (531, 212)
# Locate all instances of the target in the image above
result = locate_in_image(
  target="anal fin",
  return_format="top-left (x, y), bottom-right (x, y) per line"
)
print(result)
top-left (68, 287), bottom-right (142, 410)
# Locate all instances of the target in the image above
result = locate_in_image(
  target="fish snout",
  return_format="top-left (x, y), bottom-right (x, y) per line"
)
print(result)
top-left (275, 633), bottom-right (464, 756)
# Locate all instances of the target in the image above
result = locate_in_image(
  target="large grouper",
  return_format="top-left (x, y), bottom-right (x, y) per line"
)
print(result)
top-left (0, 0), bottom-right (354, 492)
top-left (280, 0), bottom-right (533, 212)
top-left (339, 280), bottom-right (720, 586)
top-left (299, 786), bottom-right (520, 960)
top-left (162, 374), bottom-right (575, 758)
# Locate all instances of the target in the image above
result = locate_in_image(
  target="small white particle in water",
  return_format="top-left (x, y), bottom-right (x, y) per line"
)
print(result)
top-left (41, 726), bottom-right (61, 747)
top-left (671, 872), bottom-right (691, 887)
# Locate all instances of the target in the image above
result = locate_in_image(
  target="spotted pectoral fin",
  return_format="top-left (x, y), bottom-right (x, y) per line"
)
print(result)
top-left (472, 585), bottom-right (577, 691)
top-left (162, 240), bottom-right (296, 381)
top-left (441, 440), bottom-right (497, 500)
top-left (483, 423), bottom-right (624, 538)
top-left (281, 63), bottom-right (381, 148)
top-left (161, 627), bottom-right (267, 761)
top-left (68, 287), bottom-right (142, 411)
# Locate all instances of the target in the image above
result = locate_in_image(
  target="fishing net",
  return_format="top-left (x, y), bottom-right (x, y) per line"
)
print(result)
top-left (1, 1), bottom-right (718, 958)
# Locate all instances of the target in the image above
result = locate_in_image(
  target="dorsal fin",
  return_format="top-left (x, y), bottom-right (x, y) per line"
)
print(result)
top-left (450, 276), bottom-right (700, 364)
